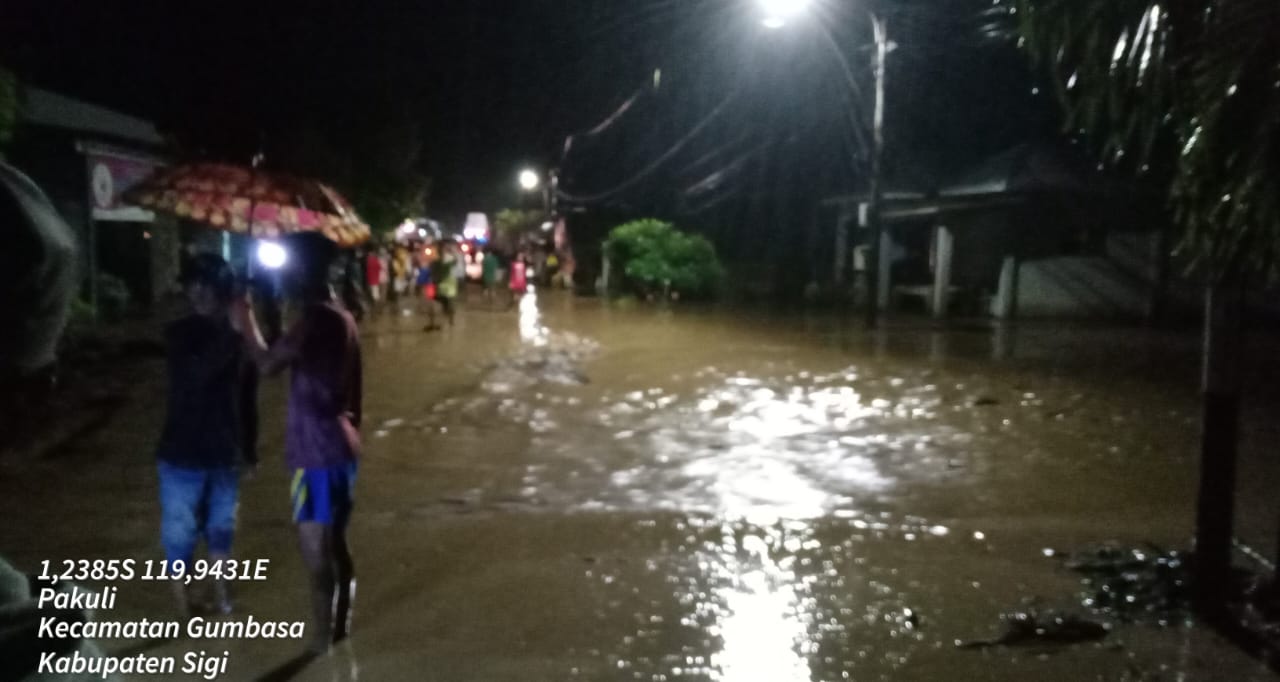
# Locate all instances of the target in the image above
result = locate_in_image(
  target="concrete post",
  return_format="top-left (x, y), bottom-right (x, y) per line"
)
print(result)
top-left (600, 254), bottom-right (611, 297)
top-left (992, 322), bottom-right (1014, 360)
top-left (833, 210), bottom-right (850, 287)
top-left (1194, 283), bottom-right (1243, 610)
top-left (150, 215), bottom-right (181, 303)
top-left (931, 225), bottom-right (953, 320)
top-left (994, 255), bottom-right (1019, 320)
top-left (82, 155), bottom-right (99, 319)
top-left (876, 225), bottom-right (892, 312)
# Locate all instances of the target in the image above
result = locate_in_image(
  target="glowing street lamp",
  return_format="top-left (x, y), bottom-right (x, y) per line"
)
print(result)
top-left (518, 167), bottom-right (560, 220)
top-left (518, 169), bottom-right (540, 191)
top-left (758, 0), bottom-right (890, 327)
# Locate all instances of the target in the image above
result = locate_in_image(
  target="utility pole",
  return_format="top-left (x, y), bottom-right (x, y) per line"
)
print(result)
top-left (863, 12), bottom-right (888, 329)
top-left (1194, 282), bottom-right (1244, 612)
top-left (547, 168), bottom-right (559, 219)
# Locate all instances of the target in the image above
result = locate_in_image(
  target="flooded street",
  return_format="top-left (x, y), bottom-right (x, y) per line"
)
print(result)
top-left (3, 290), bottom-right (1279, 681)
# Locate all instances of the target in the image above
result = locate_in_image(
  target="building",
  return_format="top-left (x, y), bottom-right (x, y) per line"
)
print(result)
top-left (819, 141), bottom-right (1180, 321)
top-left (7, 86), bottom-right (174, 317)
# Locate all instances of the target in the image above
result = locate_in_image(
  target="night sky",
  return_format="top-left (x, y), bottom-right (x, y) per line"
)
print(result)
top-left (0, 0), bottom-right (1057, 240)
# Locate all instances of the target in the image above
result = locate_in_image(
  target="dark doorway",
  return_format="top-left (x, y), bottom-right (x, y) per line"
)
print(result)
top-left (96, 221), bottom-right (153, 312)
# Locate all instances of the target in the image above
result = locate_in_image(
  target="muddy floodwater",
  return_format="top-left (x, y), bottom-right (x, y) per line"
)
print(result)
top-left (3, 289), bottom-right (1279, 681)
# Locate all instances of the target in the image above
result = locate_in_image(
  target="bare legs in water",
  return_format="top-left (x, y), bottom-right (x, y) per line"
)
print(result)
top-left (296, 521), bottom-right (355, 653)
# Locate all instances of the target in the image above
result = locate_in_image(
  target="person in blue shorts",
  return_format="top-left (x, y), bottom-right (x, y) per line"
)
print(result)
top-left (235, 233), bottom-right (362, 653)
top-left (155, 254), bottom-right (256, 616)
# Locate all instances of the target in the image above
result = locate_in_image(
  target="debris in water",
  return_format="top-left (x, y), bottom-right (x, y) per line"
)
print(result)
top-left (957, 609), bottom-right (1109, 649)
top-left (1062, 544), bottom-right (1191, 622)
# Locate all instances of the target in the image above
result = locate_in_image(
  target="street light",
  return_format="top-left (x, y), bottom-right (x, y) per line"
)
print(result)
top-left (518, 166), bottom-right (560, 217)
top-left (518, 168), bottom-right (540, 191)
top-left (758, 0), bottom-right (890, 327)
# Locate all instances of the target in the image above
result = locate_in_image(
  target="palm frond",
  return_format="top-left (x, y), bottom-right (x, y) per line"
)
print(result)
top-left (1015, 0), bottom-right (1280, 283)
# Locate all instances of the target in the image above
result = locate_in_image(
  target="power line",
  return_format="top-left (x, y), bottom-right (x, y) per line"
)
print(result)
top-left (559, 87), bottom-right (739, 205)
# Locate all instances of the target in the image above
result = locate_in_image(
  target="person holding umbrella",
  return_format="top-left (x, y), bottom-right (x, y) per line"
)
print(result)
top-left (233, 232), bottom-right (363, 653)
top-left (126, 162), bottom-right (370, 650)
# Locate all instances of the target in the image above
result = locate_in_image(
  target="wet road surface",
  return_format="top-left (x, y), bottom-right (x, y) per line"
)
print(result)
top-left (2, 288), bottom-right (1279, 681)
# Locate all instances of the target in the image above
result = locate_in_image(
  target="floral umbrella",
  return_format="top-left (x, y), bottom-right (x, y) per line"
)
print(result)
top-left (123, 162), bottom-right (371, 247)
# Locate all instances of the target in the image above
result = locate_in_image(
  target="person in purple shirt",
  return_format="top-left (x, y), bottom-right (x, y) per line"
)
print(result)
top-left (234, 232), bottom-right (362, 653)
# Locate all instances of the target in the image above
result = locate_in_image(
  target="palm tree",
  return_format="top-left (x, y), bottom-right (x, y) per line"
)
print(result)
top-left (1013, 0), bottom-right (1280, 612)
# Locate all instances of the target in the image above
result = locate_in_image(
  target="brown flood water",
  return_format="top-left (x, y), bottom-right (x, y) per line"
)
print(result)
top-left (2, 287), bottom-right (1279, 681)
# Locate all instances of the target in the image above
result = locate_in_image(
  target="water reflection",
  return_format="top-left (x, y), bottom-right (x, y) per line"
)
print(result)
top-left (992, 323), bottom-right (1015, 361)
top-left (707, 528), bottom-right (813, 682)
top-left (599, 369), bottom-right (956, 522)
top-left (519, 284), bottom-right (548, 345)
top-left (375, 306), bottom-right (1224, 679)
top-left (430, 347), bottom-right (966, 522)
top-left (929, 330), bottom-right (947, 363)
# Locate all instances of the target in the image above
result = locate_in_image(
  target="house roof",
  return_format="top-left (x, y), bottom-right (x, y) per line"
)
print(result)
top-left (820, 141), bottom-right (1123, 224)
top-left (940, 142), bottom-right (1106, 197)
top-left (19, 87), bottom-right (164, 146)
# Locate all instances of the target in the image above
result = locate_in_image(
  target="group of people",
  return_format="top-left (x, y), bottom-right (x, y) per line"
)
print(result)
top-left (358, 243), bottom-right (459, 306)
top-left (156, 234), bottom-right (552, 656)
top-left (349, 240), bottom-right (541, 330)
top-left (157, 232), bottom-right (361, 654)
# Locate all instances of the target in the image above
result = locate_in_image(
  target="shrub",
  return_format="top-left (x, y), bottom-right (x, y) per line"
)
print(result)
top-left (603, 219), bottom-right (723, 299)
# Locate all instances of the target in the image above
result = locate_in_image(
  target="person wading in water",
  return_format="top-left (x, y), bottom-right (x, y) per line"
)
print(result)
top-left (233, 232), bottom-right (362, 653)
top-left (155, 254), bottom-right (257, 616)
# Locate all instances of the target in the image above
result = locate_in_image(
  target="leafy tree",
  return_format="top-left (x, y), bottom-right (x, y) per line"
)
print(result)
top-left (493, 208), bottom-right (545, 236)
top-left (273, 117), bottom-right (429, 234)
top-left (347, 117), bottom-right (429, 233)
top-left (349, 173), bottom-right (429, 236)
top-left (604, 219), bottom-right (723, 298)
top-left (492, 208), bottom-right (545, 252)
top-left (1014, 0), bottom-right (1280, 609)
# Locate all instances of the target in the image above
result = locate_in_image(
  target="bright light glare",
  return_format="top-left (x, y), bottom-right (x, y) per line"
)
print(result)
top-left (541, 221), bottom-right (554, 231)
top-left (518, 169), bottom-right (540, 191)
top-left (464, 212), bottom-right (491, 241)
top-left (758, 0), bottom-right (809, 18)
top-left (256, 241), bottom-right (287, 269)
top-left (711, 570), bottom-right (812, 682)
top-left (762, 16), bottom-right (786, 28)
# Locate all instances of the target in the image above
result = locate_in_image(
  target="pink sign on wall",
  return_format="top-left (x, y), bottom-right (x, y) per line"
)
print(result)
top-left (88, 151), bottom-right (163, 221)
